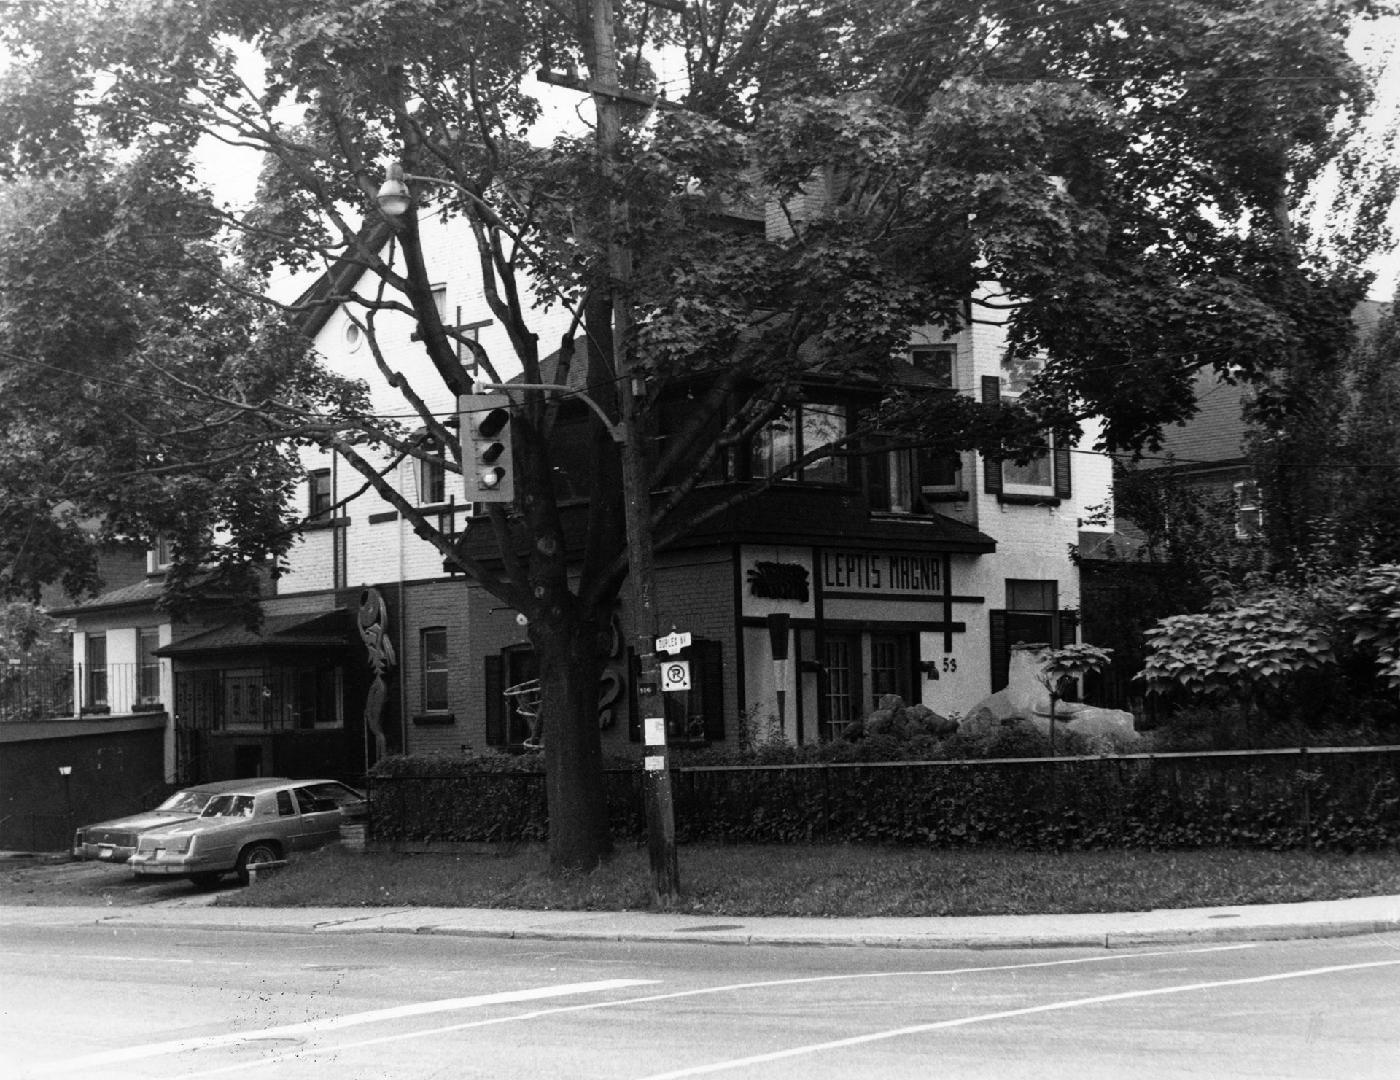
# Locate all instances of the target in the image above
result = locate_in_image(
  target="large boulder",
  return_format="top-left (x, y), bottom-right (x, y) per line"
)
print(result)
top-left (843, 695), bottom-right (959, 742)
top-left (963, 643), bottom-right (1141, 754)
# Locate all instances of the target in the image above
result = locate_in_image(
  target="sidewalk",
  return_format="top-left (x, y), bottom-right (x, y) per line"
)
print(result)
top-left (3, 893), bottom-right (1397, 950)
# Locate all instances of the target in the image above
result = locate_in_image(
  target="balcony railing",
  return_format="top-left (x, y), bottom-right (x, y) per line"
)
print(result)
top-left (0, 663), bottom-right (163, 722)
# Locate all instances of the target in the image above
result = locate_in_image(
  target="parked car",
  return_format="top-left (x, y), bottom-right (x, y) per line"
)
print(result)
top-left (73, 782), bottom-right (236, 863)
top-left (123, 778), bottom-right (366, 886)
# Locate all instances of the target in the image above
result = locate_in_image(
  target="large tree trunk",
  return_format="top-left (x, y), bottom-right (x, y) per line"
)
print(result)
top-left (533, 607), bottom-right (614, 872)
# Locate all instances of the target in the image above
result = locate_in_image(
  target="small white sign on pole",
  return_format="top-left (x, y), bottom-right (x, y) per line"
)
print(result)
top-left (644, 716), bottom-right (667, 745)
top-left (661, 659), bottom-right (691, 692)
top-left (644, 755), bottom-right (667, 772)
top-left (656, 631), bottom-right (692, 655)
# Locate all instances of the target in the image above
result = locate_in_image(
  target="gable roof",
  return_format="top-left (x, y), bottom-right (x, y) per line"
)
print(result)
top-left (291, 219), bottom-right (397, 341)
top-left (46, 578), bottom-right (166, 617)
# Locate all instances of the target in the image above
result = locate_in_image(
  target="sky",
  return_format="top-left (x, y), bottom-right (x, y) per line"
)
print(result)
top-left (191, 19), bottom-right (1400, 303)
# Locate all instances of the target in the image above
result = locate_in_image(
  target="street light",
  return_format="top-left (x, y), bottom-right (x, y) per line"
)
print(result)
top-left (375, 164), bottom-right (413, 215)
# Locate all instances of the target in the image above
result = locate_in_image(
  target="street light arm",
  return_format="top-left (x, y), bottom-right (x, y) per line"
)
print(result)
top-left (478, 381), bottom-right (626, 443)
top-left (382, 169), bottom-right (531, 256)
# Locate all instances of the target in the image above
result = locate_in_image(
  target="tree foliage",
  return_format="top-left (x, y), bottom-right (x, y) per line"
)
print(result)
top-left (0, 0), bottom-right (1393, 867)
top-left (0, 154), bottom-right (355, 616)
top-left (1142, 563), bottom-right (1400, 741)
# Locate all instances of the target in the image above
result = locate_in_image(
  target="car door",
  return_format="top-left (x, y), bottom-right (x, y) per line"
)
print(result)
top-left (290, 786), bottom-right (342, 850)
top-left (303, 781), bottom-right (368, 825)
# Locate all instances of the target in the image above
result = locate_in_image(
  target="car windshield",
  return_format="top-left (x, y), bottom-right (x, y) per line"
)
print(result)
top-left (156, 790), bottom-right (216, 813)
top-left (199, 794), bottom-right (256, 818)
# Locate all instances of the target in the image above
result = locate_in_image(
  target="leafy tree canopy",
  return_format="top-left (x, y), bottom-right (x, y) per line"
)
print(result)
top-left (0, 154), bottom-right (360, 613)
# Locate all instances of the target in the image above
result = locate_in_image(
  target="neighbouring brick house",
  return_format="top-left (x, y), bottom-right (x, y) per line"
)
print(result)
top-left (1075, 297), bottom-right (1394, 709)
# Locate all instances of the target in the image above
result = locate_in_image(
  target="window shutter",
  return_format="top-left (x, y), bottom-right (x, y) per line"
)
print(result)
top-left (1057, 609), bottom-right (1078, 650)
top-left (483, 654), bottom-right (505, 746)
top-left (1053, 441), bottom-right (1072, 500)
top-left (989, 609), bottom-right (1009, 692)
top-left (696, 639), bottom-right (725, 743)
top-left (981, 376), bottom-right (1003, 495)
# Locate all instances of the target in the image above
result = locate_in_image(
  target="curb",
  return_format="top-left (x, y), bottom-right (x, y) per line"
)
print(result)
top-left (72, 911), bottom-right (1399, 951)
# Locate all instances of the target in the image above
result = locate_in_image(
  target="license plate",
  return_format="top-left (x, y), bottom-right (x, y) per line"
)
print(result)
top-left (98, 846), bottom-right (114, 860)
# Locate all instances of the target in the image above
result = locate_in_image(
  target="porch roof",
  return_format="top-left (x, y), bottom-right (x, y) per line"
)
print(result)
top-left (156, 610), bottom-right (352, 657)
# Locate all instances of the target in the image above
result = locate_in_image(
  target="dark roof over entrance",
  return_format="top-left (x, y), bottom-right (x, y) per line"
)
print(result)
top-left (156, 610), bottom-right (351, 657)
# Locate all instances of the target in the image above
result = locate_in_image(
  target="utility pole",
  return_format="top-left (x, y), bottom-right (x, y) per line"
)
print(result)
top-left (587, 0), bottom-right (679, 902)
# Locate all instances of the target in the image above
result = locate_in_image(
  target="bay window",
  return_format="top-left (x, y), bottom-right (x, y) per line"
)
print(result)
top-left (751, 402), bottom-right (848, 484)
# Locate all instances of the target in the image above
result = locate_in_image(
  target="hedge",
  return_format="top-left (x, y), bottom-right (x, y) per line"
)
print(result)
top-left (365, 747), bottom-right (1400, 851)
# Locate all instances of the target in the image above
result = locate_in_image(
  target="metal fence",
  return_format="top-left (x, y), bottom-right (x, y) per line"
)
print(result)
top-left (366, 746), bottom-right (1400, 851)
top-left (0, 664), bottom-right (74, 722)
top-left (0, 663), bottom-right (160, 722)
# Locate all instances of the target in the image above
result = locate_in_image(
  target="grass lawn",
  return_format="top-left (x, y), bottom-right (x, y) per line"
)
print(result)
top-left (216, 843), bottom-right (1400, 917)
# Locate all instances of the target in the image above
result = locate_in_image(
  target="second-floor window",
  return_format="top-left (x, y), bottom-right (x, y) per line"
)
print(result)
top-left (137, 628), bottom-right (161, 704)
top-left (750, 402), bottom-right (848, 484)
top-left (1234, 480), bottom-right (1263, 539)
top-left (1002, 441), bottom-right (1054, 493)
top-left (308, 469), bottom-right (332, 522)
top-left (84, 634), bottom-right (108, 708)
top-left (867, 447), bottom-right (964, 513)
top-left (981, 376), bottom-right (1070, 500)
top-left (418, 438), bottom-right (446, 505)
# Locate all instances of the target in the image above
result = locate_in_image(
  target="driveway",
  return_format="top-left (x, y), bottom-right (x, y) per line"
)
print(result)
top-left (0, 852), bottom-right (232, 906)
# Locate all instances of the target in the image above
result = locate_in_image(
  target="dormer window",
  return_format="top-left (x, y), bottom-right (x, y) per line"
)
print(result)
top-left (149, 535), bottom-right (174, 573)
top-left (910, 346), bottom-right (954, 388)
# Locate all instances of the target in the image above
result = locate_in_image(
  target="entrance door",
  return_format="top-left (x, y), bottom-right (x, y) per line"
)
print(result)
top-left (869, 632), bottom-right (914, 708)
top-left (821, 633), bottom-right (862, 741)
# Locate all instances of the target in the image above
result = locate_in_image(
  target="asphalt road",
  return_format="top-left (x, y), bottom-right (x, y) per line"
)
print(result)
top-left (3, 920), bottom-right (1398, 1079)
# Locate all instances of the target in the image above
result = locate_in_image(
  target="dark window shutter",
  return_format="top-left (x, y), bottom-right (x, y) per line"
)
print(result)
top-left (865, 444), bottom-right (891, 511)
top-left (483, 654), bottom-right (505, 746)
top-left (1053, 441), bottom-right (1072, 500)
top-left (696, 638), bottom-right (725, 742)
top-left (981, 376), bottom-right (1003, 494)
top-left (1057, 609), bottom-right (1078, 649)
top-left (989, 609), bottom-right (1009, 692)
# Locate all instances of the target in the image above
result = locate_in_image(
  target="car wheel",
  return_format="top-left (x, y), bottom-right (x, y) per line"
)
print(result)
top-left (190, 872), bottom-right (223, 889)
top-left (235, 842), bottom-right (281, 886)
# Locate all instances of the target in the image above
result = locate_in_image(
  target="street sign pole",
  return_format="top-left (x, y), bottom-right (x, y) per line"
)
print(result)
top-left (638, 681), bottom-right (676, 902)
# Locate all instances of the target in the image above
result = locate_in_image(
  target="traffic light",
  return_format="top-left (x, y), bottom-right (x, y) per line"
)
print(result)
top-left (459, 393), bottom-right (515, 503)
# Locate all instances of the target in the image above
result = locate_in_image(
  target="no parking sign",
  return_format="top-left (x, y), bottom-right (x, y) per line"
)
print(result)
top-left (661, 659), bottom-right (691, 692)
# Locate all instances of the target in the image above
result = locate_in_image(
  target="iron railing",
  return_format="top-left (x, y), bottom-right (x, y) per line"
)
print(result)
top-left (0, 663), bottom-right (162, 722)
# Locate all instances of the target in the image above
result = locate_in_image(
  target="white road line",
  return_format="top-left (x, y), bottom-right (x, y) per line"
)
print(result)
top-left (152, 945), bottom-right (1256, 1080)
top-left (0, 951), bottom-right (200, 965)
top-left (635, 958), bottom-right (1400, 1079)
top-left (28, 979), bottom-right (656, 1075)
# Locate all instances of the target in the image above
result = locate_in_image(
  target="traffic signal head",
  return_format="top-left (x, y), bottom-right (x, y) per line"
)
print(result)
top-left (459, 393), bottom-right (515, 503)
